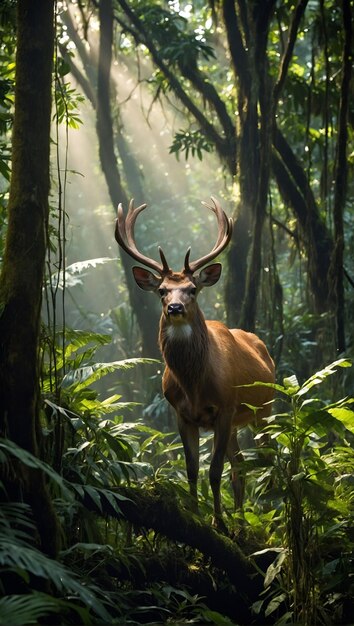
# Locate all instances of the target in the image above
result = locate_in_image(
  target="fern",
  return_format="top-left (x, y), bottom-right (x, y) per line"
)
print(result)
top-left (0, 593), bottom-right (64, 625)
top-left (0, 500), bottom-right (112, 622)
top-left (62, 357), bottom-right (158, 392)
top-left (0, 438), bottom-right (72, 498)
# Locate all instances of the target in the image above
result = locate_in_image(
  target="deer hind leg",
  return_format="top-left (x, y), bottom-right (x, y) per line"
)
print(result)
top-left (209, 419), bottom-right (232, 525)
top-left (227, 428), bottom-right (245, 510)
top-left (177, 416), bottom-right (199, 511)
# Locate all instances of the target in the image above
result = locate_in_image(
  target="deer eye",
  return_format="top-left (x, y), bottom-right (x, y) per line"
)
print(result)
top-left (158, 288), bottom-right (167, 298)
top-left (190, 287), bottom-right (197, 296)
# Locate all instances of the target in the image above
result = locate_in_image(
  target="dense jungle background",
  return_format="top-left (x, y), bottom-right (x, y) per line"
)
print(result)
top-left (0, 0), bottom-right (353, 624)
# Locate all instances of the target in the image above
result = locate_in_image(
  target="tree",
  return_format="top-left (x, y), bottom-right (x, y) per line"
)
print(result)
top-left (0, 0), bottom-right (60, 556)
top-left (59, 0), bottom-right (160, 357)
top-left (96, 0), bottom-right (160, 356)
top-left (110, 0), bottom-right (351, 345)
top-left (328, 0), bottom-right (352, 353)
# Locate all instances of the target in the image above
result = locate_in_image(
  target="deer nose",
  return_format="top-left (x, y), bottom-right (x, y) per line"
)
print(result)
top-left (168, 303), bottom-right (184, 316)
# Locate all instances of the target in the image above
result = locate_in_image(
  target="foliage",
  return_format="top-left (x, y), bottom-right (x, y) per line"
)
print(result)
top-left (54, 72), bottom-right (85, 129)
top-left (170, 128), bottom-right (214, 161)
top-left (241, 359), bottom-right (354, 625)
top-left (0, 497), bottom-right (113, 623)
top-left (2, 280), bottom-right (354, 624)
top-left (132, 2), bottom-right (215, 67)
top-left (50, 0), bottom-right (354, 378)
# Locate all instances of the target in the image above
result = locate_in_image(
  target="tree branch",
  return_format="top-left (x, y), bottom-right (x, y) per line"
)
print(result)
top-left (177, 62), bottom-right (236, 174)
top-left (79, 482), bottom-right (268, 614)
top-left (115, 0), bottom-right (228, 163)
top-left (273, 0), bottom-right (309, 107)
top-left (272, 138), bottom-right (334, 312)
top-left (222, 0), bottom-right (250, 93)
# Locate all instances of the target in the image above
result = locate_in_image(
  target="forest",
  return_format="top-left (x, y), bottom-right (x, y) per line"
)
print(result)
top-left (0, 0), bottom-right (353, 624)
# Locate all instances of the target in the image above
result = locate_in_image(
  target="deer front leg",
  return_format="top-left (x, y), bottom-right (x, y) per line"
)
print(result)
top-left (177, 415), bottom-right (199, 511)
top-left (227, 428), bottom-right (245, 510)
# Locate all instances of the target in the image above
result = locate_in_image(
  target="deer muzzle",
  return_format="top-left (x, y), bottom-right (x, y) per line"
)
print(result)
top-left (167, 302), bottom-right (185, 316)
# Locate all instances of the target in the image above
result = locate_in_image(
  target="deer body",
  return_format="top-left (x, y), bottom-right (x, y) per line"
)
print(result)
top-left (115, 198), bottom-right (275, 526)
top-left (156, 275), bottom-right (274, 519)
top-left (161, 319), bottom-right (274, 431)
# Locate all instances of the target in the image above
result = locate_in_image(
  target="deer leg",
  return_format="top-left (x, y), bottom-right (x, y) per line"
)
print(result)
top-left (177, 416), bottom-right (199, 510)
top-left (209, 420), bottom-right (231, 525)
top-left (227, 428), bottom-right (245, 510)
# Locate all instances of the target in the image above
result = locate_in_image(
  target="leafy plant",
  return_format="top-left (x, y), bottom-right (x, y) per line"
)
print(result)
top-left (53, 79), bottom-right (85, 129)
top-left (0, 483), bottom-right (113, 624)
top-left (246, 359), bottom-right (354, 625)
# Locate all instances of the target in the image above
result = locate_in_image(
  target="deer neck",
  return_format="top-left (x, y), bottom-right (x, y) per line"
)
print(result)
top-left (159, 308), bottom-right (209, 398)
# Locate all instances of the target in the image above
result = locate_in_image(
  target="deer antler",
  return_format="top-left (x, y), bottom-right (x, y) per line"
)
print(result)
top-left (115, 199), bottom-right (170, 276)
top-left (183, 197), bottom-right (233, 274)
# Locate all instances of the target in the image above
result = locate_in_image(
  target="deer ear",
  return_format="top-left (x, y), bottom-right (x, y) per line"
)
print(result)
top-left (132, 266), bottom-right (161, 291)
top-left (197, 263), bottom-right (222, 288)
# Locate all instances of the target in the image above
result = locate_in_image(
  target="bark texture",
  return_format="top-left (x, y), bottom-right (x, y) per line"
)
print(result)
top-left (0, 0), bottom-right (60, 556)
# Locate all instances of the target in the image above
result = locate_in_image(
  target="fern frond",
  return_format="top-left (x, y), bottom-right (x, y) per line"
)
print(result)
top-left (62, 358), bottom-right (158, 392)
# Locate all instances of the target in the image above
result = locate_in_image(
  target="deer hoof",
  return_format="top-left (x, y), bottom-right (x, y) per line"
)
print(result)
top-left (212, 515), bottom-right (229, 535)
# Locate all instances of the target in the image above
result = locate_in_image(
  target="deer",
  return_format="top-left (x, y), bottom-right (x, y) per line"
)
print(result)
top-left (115, 197), bottom-right (275, 529)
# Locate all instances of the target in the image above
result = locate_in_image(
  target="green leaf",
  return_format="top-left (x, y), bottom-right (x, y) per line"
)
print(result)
top-left (200, 609), bottom-right (235, 624)
top-left (102, 489), bottom-right (127, 516)
top-left (0, 541), bottom-right (111, 621)
top-left (283, 374), bottom-right (300, 390)
top-left (61, 328), bottom-right (112, 361)
top-left (62, 357), bottom-right (158, 391)
top-left (0, 157), bottom-right (10, 180)
top-left (327, 407), bottom-right (354, 434)
top-left (0, 593), bottom-right (61, 625)
top-left (104, 431), bottom-right (134, 461)
top-left (297, 359), bottom-right (352, 397)
top-left (291, 471), bottom-right (306, 482)
top-left (237, 381), bottom-right (285, 393)
top-left (57, 58), bottom-right (71, 77)
top-left (0, 438), bottom-right (72, 498)
top-left (265, 592), bottom-right (288, 617)
top-left (264, 550), bottom-right (287, 588)
top-left (83, 485), bottom-right (103, 512)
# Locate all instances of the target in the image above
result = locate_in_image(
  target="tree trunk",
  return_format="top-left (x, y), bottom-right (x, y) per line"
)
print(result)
top-left (0, 0), bottom-right (60, 556)
top-left (223, 0), bottom-right (276, 331)
top-left (273, 130), bottom-right (335, 314)
top-left (61, 4), bottom-right (159, 358)
top-left (222, 0), bottom-right (256, 327)
top-left (239, 2), bottom-right (275, 331)
top-left (96, 0), bottom-right (159, 358)
top-left (329, 0), bottom-right (352, 353)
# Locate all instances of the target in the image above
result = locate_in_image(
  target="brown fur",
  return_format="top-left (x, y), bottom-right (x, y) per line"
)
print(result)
top-left (160, 313), bottom-right (275, 429)
top-left (131, 262), bottom-right (275, 527)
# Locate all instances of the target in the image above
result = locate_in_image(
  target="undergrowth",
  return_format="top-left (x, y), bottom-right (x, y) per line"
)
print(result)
top-left (0, 328), bottom-right (353, 625)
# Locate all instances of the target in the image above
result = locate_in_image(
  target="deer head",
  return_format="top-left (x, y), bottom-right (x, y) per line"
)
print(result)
top-left (114, 197), bottom-right (233, 325)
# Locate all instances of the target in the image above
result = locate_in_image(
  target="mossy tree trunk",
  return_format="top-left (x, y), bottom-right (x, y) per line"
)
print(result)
top-left (0, 0), bottom-right (60, 556)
